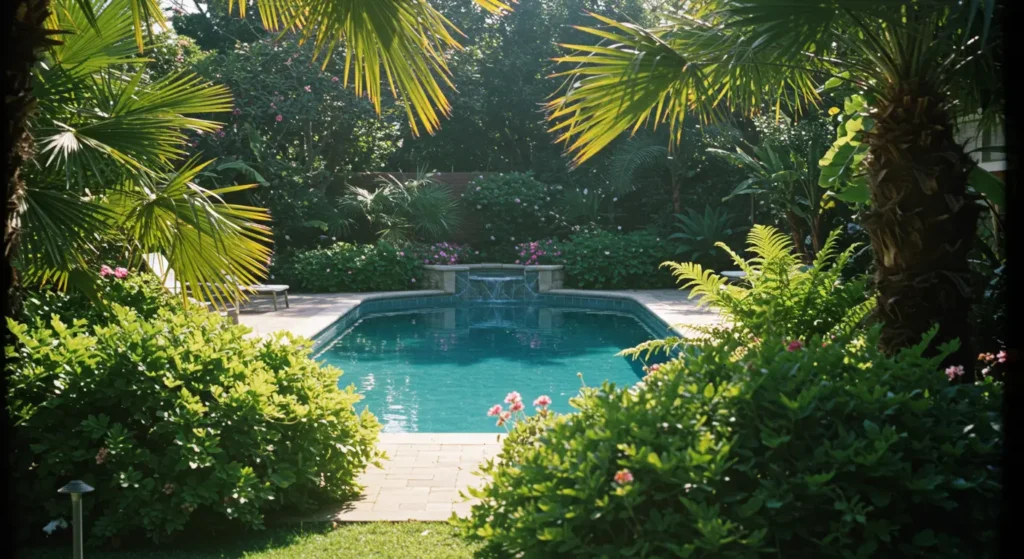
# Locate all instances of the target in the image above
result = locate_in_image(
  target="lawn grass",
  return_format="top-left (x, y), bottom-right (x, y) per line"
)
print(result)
top-left (19, 522), bottom-right (483, 559)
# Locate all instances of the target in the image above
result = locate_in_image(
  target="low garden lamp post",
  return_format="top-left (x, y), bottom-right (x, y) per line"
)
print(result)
top-left (58, 480), bottom-right (94, 559)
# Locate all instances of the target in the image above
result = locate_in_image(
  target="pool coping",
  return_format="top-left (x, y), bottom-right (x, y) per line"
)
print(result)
top-left (239, 289), bottom-right (721, 350)
top-left (298, 289), bottom-right (719, 355)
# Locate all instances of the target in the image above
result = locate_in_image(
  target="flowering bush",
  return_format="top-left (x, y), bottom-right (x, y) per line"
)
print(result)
top-left (410, 241), bottom-right (477, 266)
top-left (7, 282), bottom-right (382, 544)
top-left (485, 392), bottom-right (553, 430)
top-left (20, 267), bottom-right (176, 327)
top-left (283, 241), bottom-right (422, 292)
top-left (460, 326), bottom-right (1003, 557)
top-left (513, 239), bottom-right (563, 266)
top-left (461, 173), bottom-right (565, 260)
top-left (559, 228), bottom-right (676, 289)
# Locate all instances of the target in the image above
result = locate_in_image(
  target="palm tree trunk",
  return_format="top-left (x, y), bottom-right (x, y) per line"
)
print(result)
top-left (4, 0), bottom-right (55, 317)
top-left (862, 80), bottom-right (980, 374)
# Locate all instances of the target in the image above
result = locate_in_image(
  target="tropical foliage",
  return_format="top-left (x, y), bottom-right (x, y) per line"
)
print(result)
top-left (6, 271), bottom-right (382, 543)
top-left (544, 0), bottom-right (1003, 365)
top-left (341, 171), bottom-right (462, 244)
top-left (668, 206), bottom-right (743, 269)
top-left (18, 0), bottom-right (272, 307)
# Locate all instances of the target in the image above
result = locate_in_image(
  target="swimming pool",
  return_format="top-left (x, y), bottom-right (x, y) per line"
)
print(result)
top-left (315, 299), bottom-right (669, 433)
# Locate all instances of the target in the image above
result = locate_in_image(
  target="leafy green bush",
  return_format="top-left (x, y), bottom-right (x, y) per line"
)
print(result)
top-left (559, 228), bottom-right (675, 289)
top-left (462, 327), bottom-right (1002, 558)
top-left (6, 301), bottom-right (382, 544)
top-left (461, 173), bottom-right (564, 260)
top-left (283, 241), bottom-right (422, 292)
top-left (19, 268), bottom-right (178, 326)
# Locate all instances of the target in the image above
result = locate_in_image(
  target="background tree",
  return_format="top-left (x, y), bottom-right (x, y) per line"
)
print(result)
top-left (544, 0), bottom-right (1003, 370)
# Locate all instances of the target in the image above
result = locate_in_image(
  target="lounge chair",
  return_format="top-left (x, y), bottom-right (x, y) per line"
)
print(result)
top-left (143, 253), bottom-right (290, 311)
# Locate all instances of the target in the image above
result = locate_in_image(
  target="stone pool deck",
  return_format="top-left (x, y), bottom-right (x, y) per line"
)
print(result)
top-left (239, 288), bottom-right (721, 340)
top-left (239, 288), bottom-right (720, 522)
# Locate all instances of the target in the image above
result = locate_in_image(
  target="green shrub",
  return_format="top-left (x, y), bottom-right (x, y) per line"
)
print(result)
top-left (461, 328), bottom-right (1002, 558)
top-left (560, 228), bottom-right (675, 289)
top-left (19, 268), bottom-right (178, 326)
top-left (284, 241), bottom-right (422, 292)
top-left (6, 302), bottom-right (382, 544)
top-left (461, 173), bottom-right (563, 260)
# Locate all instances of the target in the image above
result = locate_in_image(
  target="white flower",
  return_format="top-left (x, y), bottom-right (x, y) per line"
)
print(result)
top-left (583, 188), bottom-right (588, 195)
top-left (477, 205), bottom-right (482, 209)
top-left (617, 226), bottom-right (622, 230)
top-left (510, 237), bottom-right (515, 241)
top-left (43, 519), bottom-right (68, 535)
top-left (613, 197), bottom-right (618, 202)
top-left (604, 251), bottom-right (610, 255)
top-left (490, 236), bottom-right (495, 240)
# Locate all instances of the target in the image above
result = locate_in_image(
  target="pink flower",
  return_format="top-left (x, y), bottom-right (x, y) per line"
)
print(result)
top-left (332, 76), bottom-right (339, 82)
top-left (497, 411), bottom-right (512, 426)
top-left (786, 340), bottom-right (803, 352)
top-left (275, 114), bottom-right (283, 122)
top-left (509, 401), bottom-right (524, 413)
top-left (613, 469), bottom-right (633, 485)
top-left (487, 404), bottom-right (503, 417)
top-left (504, 391), bottom-right (522, 404)
top-left (99, 265), bottom-right (113, 277)
top-left (945, 365), bottom-right (965, 381)
top-left (398, 251), bottom-right (405, 256)
top-left (997, 350), bottom-right (1007, 363)
top-left (982, 367), bottom-right (991, 376)
top-left (304, 85), bottom-right (312, 92)
top-left (515, 260), bottom-right (520, 264)
top-left (514, 198), bottom-right (521, 203)
top-left (95, 447), bottom-right (109, 465)
top-left (114, 267), bottom-right (128, 279)
top-left (533, 395), bottom-right (551, 408)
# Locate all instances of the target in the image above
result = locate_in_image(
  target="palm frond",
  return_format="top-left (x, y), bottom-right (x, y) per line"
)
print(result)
top-left (546, 9), bottom-right (824, 167)
top-left (607, 135), bottom-right (668, 193)
top-left (107, 159), bottom-right (273, 309)
top-left (36, 69), bottom-right (232, 181)
top-left (17, 188), bottom-right (114, 290)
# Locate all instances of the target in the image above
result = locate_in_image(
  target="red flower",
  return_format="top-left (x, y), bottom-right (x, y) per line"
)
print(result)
top-left (785, 340), bottom-right (804, 352)
top-left (613, 469), bottom-right (634, 485)
top-left (275, 115), bottom-right (283, 122)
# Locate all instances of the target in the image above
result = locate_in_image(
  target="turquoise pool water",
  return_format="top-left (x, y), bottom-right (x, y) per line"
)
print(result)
top-left (317, 304), bottom-right (665, 432)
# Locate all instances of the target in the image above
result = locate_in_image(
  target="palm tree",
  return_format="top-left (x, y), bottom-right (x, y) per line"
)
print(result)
top-left (13, 0), bottom-right (275, 308)
top-left (545, 0), bottom-right (1002, 368)
top-left (3, 0), bottom-right (513, 313)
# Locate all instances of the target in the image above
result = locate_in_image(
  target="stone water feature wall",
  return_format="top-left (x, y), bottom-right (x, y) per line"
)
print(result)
top-left (422, 264), bottom-right (564, 299)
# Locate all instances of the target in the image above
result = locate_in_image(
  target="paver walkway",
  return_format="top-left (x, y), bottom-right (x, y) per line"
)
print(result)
top-left (326, 433), bottom-right (503, 522)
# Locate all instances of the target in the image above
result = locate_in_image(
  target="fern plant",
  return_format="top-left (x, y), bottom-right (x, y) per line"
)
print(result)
top-left (663, 225), bottom-right (874, 349)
